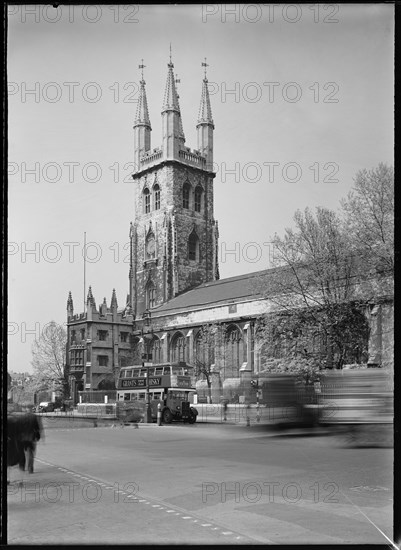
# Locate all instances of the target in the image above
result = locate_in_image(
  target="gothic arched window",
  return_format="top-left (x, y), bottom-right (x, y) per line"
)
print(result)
top-left (194, 186), bottom-right (203, 213)
top-left (171, 332), bottom-right (186, 363)
top-left (153, 184), bottom-right (160, 210)
top-left (143, 188), bottom-right (150, 214)
top-left (146, 281), bottom-right (156, 309)
top-left (195, 329), bottom-right (215, 372)
top-left (188, 230), bottom-right (199, 261)
top-left (225, 325), bottom-right (243, 378)
top-left (150, 337), bottom-right (163, 363)
top-left (183, 182), bottom-right (190, 209)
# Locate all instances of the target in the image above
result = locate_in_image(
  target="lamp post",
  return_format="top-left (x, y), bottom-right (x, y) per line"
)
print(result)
top-left (142, 355), bottom-right (152, 424)
top-left (141, 310), bottom-right (153, 423)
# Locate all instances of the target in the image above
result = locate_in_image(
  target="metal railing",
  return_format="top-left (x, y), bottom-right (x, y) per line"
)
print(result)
top-left (78, 390), bottom-right (117, 403)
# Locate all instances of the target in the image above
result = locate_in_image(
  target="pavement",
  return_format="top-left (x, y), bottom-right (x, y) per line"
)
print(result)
top-left (7, 422), bottom-right (395, 545)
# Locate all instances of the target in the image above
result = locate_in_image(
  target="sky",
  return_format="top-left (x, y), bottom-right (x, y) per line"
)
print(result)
top-left (7, 4), bottom-right (394, 373)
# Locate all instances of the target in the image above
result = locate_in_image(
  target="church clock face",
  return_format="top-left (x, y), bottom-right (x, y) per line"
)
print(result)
top-left (146, 237), bottom-right (156, 258)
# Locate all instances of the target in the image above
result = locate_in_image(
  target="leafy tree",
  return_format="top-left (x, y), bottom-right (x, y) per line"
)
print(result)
top-left (257, 356), bottom-right (322, 386)
top-left (341, 163), bottom-right (394, 274)
top-left (31, 321), bottom-right (69, 399)
top-left (257, 207), bottom-right (369, 369)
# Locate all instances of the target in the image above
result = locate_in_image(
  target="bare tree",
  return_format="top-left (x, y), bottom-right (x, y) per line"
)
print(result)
top-left (194, 324), bottom-right (219, 402)
top-left (31, 321), bottom-right (69, 398)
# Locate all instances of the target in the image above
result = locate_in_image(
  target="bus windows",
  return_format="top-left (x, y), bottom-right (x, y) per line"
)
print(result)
top-left (140, 369), bottom-right (147, 377)
top-left (172, 366), bottom-right (186, 375)
top-left (153, 392), bottom-right (161, 400)
top-left (154, 367), bottom-right (164, 376)
top-left (124, 393), bottom-right (131, 401)
top-left (163, 366), bottom-right (171, 375)
top-left (125, 370), bottom-right (132, 378)
top-left (138, 393), bottom-right (146, 400)
top-left (132, 369), bottom-right (140, 377)
top-left (168, 391), bottom-right (186, 400)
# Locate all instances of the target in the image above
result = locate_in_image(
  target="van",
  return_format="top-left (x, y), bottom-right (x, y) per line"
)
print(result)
top-left (38, 402), bottom-right (55, 412)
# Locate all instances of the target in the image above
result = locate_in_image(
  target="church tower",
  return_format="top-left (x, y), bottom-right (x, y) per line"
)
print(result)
top-left (129, 55), bottom-right (219, 318)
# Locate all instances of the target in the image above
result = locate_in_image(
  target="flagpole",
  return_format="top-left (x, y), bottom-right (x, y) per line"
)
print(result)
top-left (83, 231), bottom-right (86, 313)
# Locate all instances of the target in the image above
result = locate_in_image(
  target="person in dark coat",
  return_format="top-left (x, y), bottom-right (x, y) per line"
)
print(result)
top-left (7, 413), bottom-right (44, 474)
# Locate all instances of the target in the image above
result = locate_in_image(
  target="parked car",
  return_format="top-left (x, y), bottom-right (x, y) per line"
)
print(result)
top-left (38, 402), bottom-right (55, 412)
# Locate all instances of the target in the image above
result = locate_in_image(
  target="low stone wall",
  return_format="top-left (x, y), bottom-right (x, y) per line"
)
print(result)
top-left (36, 403), bottom-right (305, 428)
top-left (76, 403), bottom-right (116, 417)
top-left (39, 414), bottom-right (117, 429)
top-left (194, 403), bottom-right (299, 424)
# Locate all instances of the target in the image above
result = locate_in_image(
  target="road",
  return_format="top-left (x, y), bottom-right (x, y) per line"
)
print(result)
top-left (7, 422), bottom-right (393, 545)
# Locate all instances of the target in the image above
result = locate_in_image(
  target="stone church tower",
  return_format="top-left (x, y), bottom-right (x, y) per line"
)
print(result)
top-left (129, 57), bottom-right (219, 318)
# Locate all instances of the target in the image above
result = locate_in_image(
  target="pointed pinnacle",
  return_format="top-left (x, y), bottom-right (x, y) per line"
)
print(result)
top-left (198, 74), bottom-right (214, 126)
top-left (111, 288), bottom-right (118, 308)
top-left (134, 76), bottom-right (151, 129)
top-left (162, 59), bottom-right (180, 112)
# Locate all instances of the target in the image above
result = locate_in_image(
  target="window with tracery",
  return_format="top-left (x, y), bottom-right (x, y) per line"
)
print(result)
top-left (194, 186), bottom-right (203, 212)
top-left (154, 184), bottom-right (160, 210)
top-left (143, 188), bottom-right (150, 213)
top-left (195, 330), bottom-right (215, 372)
top-left (146, 281), bottom-right (156, 309)
top-left (225, 326), bottom-right (243, 378)
top-left (171, 334), bottom-right (186, 363)
top-left (150, 337), bottom-right (163, 363)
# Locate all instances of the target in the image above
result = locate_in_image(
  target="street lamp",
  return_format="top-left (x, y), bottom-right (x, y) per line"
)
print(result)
top-left (142, 354), bottom-right (152, 423)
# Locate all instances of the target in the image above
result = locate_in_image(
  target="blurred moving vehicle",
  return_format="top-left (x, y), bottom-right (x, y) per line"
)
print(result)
top-left (258, 373), bottom-right (317, 429)
top-left (318, 368), bottom-right (393, 446)
top-left (37, 402), bottom-right (55, 412)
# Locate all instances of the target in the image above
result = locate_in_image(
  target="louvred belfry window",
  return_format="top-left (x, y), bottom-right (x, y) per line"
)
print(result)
top-left (146, 281), bottom-right (156, 309)
top-left (144, 188), bottom-right (150, 213)
top-left (154, 184), bottom-right (160, 210)
top-left (194, 186), bottom-right (202, 212)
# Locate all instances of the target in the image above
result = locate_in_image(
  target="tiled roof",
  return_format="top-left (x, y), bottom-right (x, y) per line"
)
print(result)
top-left (151, 268), bottom-right (273, 316)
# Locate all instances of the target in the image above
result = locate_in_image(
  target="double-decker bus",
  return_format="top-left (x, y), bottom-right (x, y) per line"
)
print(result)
top-left (116, 362), bottom-right (198, 424)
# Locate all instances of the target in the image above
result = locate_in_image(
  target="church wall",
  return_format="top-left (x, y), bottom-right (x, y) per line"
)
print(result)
top-left (149, 298), bottom-right (271, 331)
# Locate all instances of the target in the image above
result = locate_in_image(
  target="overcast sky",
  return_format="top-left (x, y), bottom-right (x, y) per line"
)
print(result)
top-left (8, 4), bottom-right (394, 373)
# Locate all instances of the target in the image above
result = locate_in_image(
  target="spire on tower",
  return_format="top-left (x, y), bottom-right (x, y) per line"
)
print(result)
top-left (111, 288), bottom-right (118, 309)
top-left (198, 59), bottom-right (214, 126)
top-left (175, 73), bottom-right (185, 144)
top-left (197, 59), bottom-right (214, 171)
top-left (134, 60), bottom-right (151, 129)
top-left (162, 53), bottom-right (180, 112)
top-left (161, 49), bottom-right (186, 159)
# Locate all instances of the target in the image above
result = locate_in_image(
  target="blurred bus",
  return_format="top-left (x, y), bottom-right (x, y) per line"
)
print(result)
top-left (318, 368), bottom-right (393, 446)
